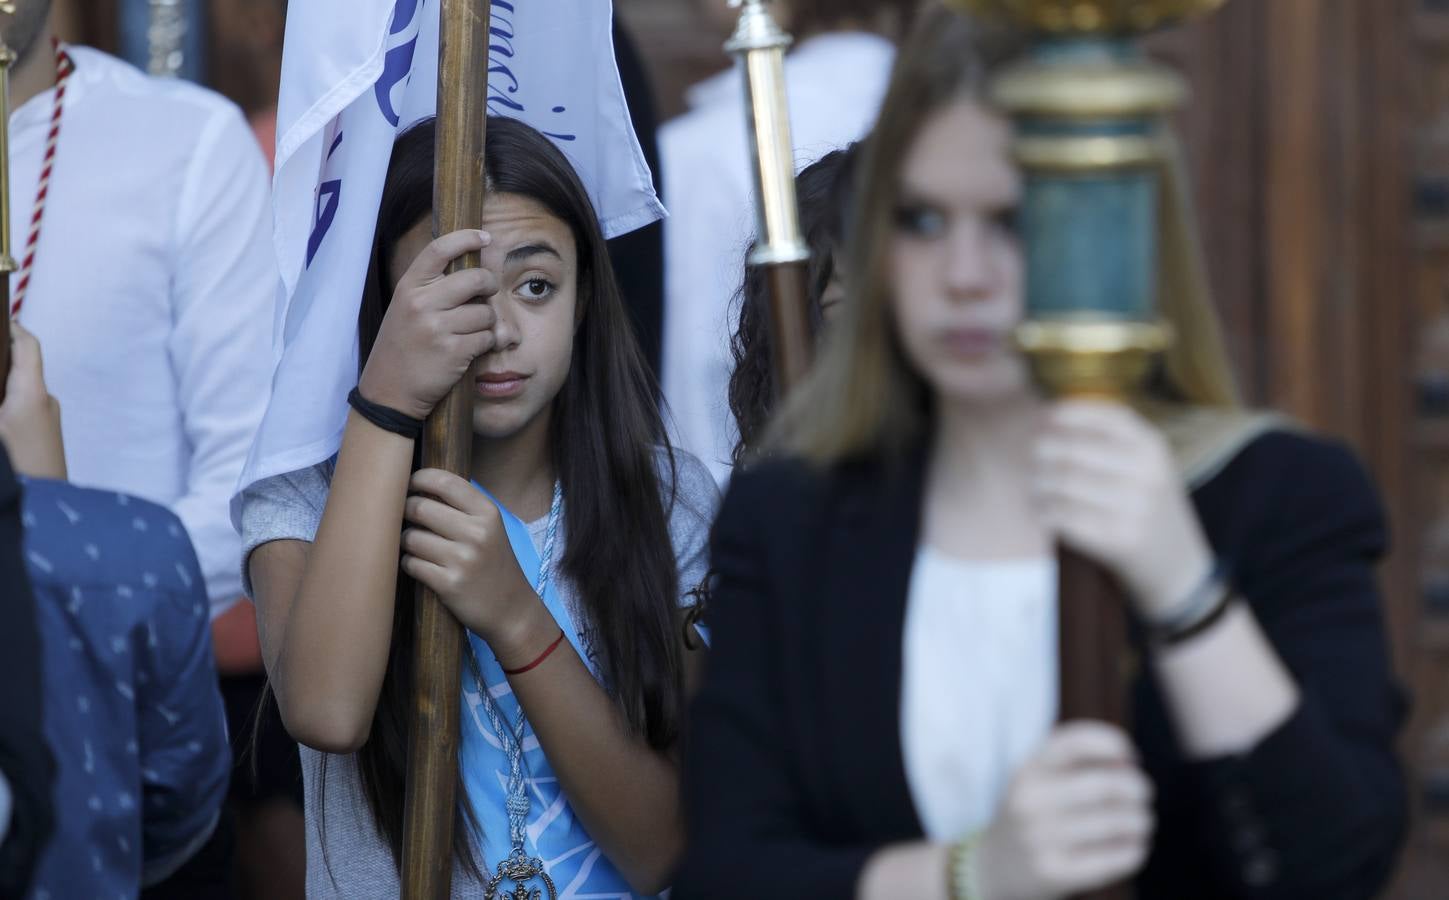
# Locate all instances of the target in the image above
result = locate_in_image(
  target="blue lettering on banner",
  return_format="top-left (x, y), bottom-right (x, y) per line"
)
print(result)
top-left (375, 0), bottom-right (425, 127)
top-left (487, 0), bottom-right (577, 141)
top-left (391, 0), bottom-right (419, 33)
top-left (542, 105), bottom-right (573, 142)
top-left (487, 1), bottom-right (522, 111)
top-left (306, 130), bottom-right (346, 268)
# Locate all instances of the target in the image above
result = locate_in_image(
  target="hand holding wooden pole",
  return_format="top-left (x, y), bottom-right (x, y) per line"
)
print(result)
top-left (400, 0), bottom-right (490, 895)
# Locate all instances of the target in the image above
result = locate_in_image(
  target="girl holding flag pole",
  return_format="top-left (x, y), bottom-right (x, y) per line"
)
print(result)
top-left (240, 115), bottom-right (716, 898)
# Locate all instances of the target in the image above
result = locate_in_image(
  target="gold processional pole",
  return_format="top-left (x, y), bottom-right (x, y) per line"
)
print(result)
top-left (400, 0), bottom-right (491, 896)
top-left (727, 0), bottom-right (813, 395)
top-left (947, 1), bottom-right (1229, 898)
top-left (144, 0), bottom-right (190, 79)
top-left (0, 4), bottom-right (19, 403)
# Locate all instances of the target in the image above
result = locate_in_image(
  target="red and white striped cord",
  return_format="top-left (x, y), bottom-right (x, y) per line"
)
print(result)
top-left (10, 41), bottom-right (74, 317)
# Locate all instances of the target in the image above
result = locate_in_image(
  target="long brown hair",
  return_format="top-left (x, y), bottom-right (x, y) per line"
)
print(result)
top-left (767, 7), bottom-right (1239, 466)
top-left (728, 144), bottom-right (861, 463)
top-left (349, 116), bottom-right (684, 877)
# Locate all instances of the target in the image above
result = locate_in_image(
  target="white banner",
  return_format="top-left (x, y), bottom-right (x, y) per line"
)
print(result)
top-left (234, 0), bottom-right (664, 512)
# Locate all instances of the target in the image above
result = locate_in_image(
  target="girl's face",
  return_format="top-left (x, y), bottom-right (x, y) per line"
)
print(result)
top-left (390, 192), bottom-right (580, 441)
top-left (888, 98), bottom-right (1029, 407)
top-left (819, 257), bottom-right (847, 324)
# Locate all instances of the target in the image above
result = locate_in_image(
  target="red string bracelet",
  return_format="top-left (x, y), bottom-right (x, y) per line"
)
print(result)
top-left (502, 629), bottom-right (567, 676)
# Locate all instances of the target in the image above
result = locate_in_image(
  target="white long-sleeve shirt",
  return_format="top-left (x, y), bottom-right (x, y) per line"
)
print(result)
top-left (659, 32), bottom-right (895, 485)
top-left (11, 46), bottom-right (277, 615)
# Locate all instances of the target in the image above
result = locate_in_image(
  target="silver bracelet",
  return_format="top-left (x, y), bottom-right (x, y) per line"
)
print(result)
top-left (1145, 563), bottom-right (1232, 643)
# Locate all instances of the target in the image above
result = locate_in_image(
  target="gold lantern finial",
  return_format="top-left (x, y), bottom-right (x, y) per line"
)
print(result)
top-left (938, 0), bottom-right (1233, 399)
top-left (946, 0), bottom-right (1226, 36)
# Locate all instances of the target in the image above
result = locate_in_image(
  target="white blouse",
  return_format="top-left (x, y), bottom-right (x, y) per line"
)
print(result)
top-left (901, 549), bottom-right (1059, 840)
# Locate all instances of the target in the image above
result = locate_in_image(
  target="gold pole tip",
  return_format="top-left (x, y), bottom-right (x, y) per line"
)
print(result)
top-left (945, 0), bottom-right (1228, 36)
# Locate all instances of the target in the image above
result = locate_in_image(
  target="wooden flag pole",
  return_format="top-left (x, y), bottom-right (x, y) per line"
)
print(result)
top-left (727, 0), bottom-right (813, 395)
top-left (400, 0), bottom-right (490, 895)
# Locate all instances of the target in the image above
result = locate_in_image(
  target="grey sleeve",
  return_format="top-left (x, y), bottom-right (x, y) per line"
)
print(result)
top-left (237, 460), bottom-right (334, 598)
top-left (662, 449), bottom-right (722, 610)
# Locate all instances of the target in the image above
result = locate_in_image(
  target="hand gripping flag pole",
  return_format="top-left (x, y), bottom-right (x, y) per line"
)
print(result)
top-left (400, 2), bottom-right (491, 894)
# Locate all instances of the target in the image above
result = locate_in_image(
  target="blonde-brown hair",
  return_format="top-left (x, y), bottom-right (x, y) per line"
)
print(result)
top-left (788, 0), bottom-right (923, 37)
top-left (766, 6), bottom-right (1240, 466)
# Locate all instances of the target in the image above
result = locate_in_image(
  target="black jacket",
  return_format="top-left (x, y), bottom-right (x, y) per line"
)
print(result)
top-left (676, 430), bottom-right (1407, 899)
top-left (0, 449), bottom-right (55, 897)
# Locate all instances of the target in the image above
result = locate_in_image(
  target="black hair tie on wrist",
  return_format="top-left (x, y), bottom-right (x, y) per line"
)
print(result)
top-left (347, 387), bottom-right (425, 440)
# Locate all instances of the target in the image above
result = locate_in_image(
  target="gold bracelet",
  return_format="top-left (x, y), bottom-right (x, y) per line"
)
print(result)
top-left (947, 833), bottom-right (984, 900)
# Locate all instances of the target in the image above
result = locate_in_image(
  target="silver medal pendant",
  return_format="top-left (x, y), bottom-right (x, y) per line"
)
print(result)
top-left (484, 848), bottom-right (558, 900)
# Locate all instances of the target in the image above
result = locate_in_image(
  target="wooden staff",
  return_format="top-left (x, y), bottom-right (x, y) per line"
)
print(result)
top-left (1056, 551), bottom-right (1130, 723)
top-left (0, 19), bottom-right (19, 404)
top-left (400, 0), bottom-right (490, 895)
top-left (1015, 319), bottom-right (1173, 736)
top-left (727, 0), bottom-right (812, 395)
top-left (951, 3), bottom-right (1228, 898)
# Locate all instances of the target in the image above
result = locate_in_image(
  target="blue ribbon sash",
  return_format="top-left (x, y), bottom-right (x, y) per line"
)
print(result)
top-left (456, 486), bottom-right (652, 898)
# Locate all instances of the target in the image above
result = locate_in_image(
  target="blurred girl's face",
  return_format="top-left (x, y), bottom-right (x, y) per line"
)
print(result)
top-left (819, 260), bottom-right (847, 324)
top-left (888, 97), bottom-right (1029, 408)
top-left (389, 192), bottom-right (579, 441)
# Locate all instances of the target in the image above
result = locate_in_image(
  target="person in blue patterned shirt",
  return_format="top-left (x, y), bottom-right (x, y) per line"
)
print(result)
top-left (0, 324), bottom-right (231, 899)
top-left (0, 443), bottom-right (53, 899)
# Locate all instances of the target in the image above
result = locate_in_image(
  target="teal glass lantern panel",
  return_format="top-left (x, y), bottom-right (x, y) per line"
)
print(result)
top-left (1020, 171), bottom-right (1158, 320)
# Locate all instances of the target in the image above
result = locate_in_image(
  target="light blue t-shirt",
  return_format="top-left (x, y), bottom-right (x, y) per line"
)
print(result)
top-left (239, 448), bottom-right (718, 898)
